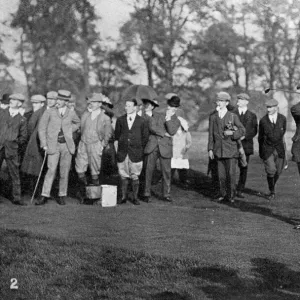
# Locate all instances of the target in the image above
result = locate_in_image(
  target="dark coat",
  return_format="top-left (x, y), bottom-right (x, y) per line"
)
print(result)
top-left (208, 111), bottom-right (245, 159)
top-left (236, 109), bottom-right (258, 156)
top-left (0, 108), bottom-right (27, 158)
top-left (115, 114), bottom-right (149, 163)
top-left (291, 102), bottom-right (300, 162)
top-left (258, 113), bottom-right (286, 160)
top-left (21, 106), bottom-right (46, 176)
top-left (144, 111), bottom-right (181, 158)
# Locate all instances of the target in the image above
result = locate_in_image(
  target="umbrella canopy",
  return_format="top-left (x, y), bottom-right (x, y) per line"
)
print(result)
top-left (122, 85), bottom-right (158, 105)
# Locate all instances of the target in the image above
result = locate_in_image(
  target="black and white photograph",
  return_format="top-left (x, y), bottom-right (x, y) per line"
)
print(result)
top-left (1, 0), bottom-right (300, 299)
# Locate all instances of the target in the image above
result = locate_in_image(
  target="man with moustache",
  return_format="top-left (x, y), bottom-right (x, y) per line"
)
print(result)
top-left (36, 90), bottom-right (80, 205)
top-left (258, 99), bottom-right (286, 201)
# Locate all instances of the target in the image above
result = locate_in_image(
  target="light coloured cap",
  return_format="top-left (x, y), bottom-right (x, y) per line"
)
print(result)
top-left (265, 99), bottom-right (278, 107)
top-left (31, 94), bottom-right (46, 103)
top-left (165, 93), bottom-right (178, 100)
top-left (88, 93), bottom-right (104, 102)
top-left (57, 90), bottom-right (71, 101)
top-left (237, 93), bottom-right (250, 101)
top-left (47, 91), bottom-right (58, 100)
top-left (9, 93), bottom-right (26, 102)
top-left (101, 95), bottom-right (112, 105)
top-left (217, 92), bottom-right (231, 101)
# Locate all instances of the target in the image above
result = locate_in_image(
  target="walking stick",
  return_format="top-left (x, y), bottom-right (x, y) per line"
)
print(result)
top-left (30, 153), bottom-right (47, 204)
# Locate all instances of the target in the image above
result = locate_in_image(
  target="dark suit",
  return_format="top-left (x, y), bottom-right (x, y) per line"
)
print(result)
top-left (208, 111), bottom-right (245, 199)
top-left (291, 102), bottom-right (300, 163)
top-left (235, 109), bottom-right (258, 192)
top-left (144, 112), bottom-right (180, 199)
top-left (0, 108), bottom-right (27, 202)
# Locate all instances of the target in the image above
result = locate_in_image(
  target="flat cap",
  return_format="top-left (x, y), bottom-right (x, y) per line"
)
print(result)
top-left (57, 90), bottom-right (71, 101)
top-left (237, 93), bottom-right (250, 101)
top-left (9, 93), bottom-right (26, 102)
top-left (88, 93), bottom-right (104, 102)
top-left (217, 92), bottom-right (231, 101)
top-left (165, 93), bottom-right (178, 100)
top-left (265, 99), bottom-right (278, 107)
top-left (31, 94), bottom-right (46, 103)
top-left (46, 91), bottom-right (58, 100)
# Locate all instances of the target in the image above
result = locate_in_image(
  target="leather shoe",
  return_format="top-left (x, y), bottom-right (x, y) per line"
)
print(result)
top-left (57, 196), bottom-right (66, 205)
top-left (266, 193), bottom-right (275, 201)
top-left (132, 199), bottom-right (140, 205)
top-left (143, 196), bottom-right (151, 203)
top-left (13, 200), bottom-right (27, 206)
top-left (35, 196), bottom-right (48, 206)
top-left (236, 191), bottom-right (245, 198)
top-left (120, 198), bottom-right (127, 204)
top-left (163, 197), bottom-right (173, 202)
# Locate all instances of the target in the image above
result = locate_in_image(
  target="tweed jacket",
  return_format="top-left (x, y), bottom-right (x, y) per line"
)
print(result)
top-left (38, 107), bottom-right (80, 155)
top-left (0, 108), bottom-right (28, 158)
top-left (235, 109), bottom-right (258, 156)
top-left (21, 106), bottom-right (46, 176)
top-left (258, 113), bottom-right (286, 160)
top-left (144, 111), bottom-right (181, 158)
top-left (80, 109), bottom-right (112, 148)
top-left (208, 110), bottom-right (245, 159)
top-left (115, 114), bottom-right (149, 163)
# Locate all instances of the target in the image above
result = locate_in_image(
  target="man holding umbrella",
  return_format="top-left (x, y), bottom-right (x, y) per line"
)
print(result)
top-left (143, 95), bottom-right (181, 202)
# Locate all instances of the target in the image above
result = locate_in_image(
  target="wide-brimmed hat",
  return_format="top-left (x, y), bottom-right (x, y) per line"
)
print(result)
top-left (237, 93), bottom-right (250, 101)
top-left (217, 92), bottom-right (231, 101)
top-left (265, 99), bottom-right (278, 107)
top-left (47, 91), bottom-right (58, 100)
top-left (31, 94), bottom-right (46, 103)
top-left (57, 90), bottom-right (71, 101)
top-left (142, 98), bottom-right (159, 107)
top-left (1, 93), bottom-right (10, 104)
top-left (167, 96), bottom-right (180, 108)
top-left (9, 93), bottom-right (26, 102)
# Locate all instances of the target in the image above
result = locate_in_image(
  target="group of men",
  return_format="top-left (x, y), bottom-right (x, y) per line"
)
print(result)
top-left (0, 89), bottom-right (183, 206)
top-left (208, 91), bottom-right (288, 203)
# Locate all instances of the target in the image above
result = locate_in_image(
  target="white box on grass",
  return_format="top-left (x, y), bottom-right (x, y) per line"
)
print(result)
top-left (101, 185), bottom-right (117, 207)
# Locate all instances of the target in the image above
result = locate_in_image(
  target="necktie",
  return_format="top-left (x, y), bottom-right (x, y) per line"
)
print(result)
top-left (129, 117), bottom-right (132, 122)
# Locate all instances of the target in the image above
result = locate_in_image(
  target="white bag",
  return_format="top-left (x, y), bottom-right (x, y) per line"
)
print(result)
top-left (101, 185), bottom-right (117, 207)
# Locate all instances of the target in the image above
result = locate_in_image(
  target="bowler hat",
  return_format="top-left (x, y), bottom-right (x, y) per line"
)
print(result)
top-left (237, 93), bottom-right (250, 101)
top-left (165, 92), bottom-right (178, 100)
top-left (265, 99), bottom-right (278, 107)
top-left (142, 98), bottom-right (159, 107)
top-left (9, 93), bottom-right (26, 102)
top-left (57, 90), bottom-right (71, 101)
top-left (31, 94), bottom-right (46, 103)
top-left (167, 96), bottom-right (180, 108)
top-left (217, 92), bottom-right (231, 101)
top-left (1, 93), bottom-right (10, 104)
top-left (47, 91), bottom-right (58, 100)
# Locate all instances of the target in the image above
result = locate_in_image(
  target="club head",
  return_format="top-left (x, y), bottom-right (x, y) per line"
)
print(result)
top-left (264, 88), bottom-right (271, 94)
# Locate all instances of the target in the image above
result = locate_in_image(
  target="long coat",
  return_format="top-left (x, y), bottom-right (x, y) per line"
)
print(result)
top-left (38, 107), bottom-right (80, 155)
top-left (291, 102), bottom-right (300, 162)
top-left (21, 106), bottom-right (46, 176)
top-left (208, 111), bottom-right (245, 158)
top-left (144, 112), bottom-right (181, 158)
top-left (236, 110), bottom-right (258, 156)
top-left (0, 108), bottom-right (27, 158)
top-left (115, 114), bottom-right (149, 163)
top-left (258, 113), bottom-right (286, 160)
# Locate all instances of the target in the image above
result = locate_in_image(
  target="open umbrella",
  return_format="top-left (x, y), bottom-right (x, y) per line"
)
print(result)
top-left (122, 85), bottom-right (158, 105)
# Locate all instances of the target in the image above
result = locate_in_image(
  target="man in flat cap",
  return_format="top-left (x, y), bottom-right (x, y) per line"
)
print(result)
top-left (75, 93), bottom-right (112, 202)
top-left (21, 95), bottom-right (47, 191)
top-left (258, 99), bottom-right (286, 200)
top-left (0, 93), bottom-right (10, 110)
top-left (46, 91), bottom-right (58, 110)
top-left (235, 93), bottom-right (258, 198)
top-left (115, 98), bottom-right (149, 205)
top-left (208, 92), bottom-right (245, 203)
top-left (37, 90), bottom-right (80, 205)
top-left (143, 95), bottom-right (181, 203)
top-left (0, 93), bottom-right (28, 205)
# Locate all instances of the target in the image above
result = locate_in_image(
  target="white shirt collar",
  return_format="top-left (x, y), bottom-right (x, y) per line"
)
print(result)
top-left (238, 107), bottom-right (247, 115)
top-left (218, 107), bottom-right (228, 119)
top-left (269, 112), bottom-right (278, 123)
top-left (91, 108), bottom-right (101, 120)
top-left (127, 112), bottom-right (137, 120)
top-left (58, 106), bottom-right (67, 115)
top-left (9, 107), bottom-right (20, 117)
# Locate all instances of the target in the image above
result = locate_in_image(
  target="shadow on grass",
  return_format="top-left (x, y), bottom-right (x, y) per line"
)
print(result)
top-left (189, 258), bottom-right (300, 300)
top-left (187, 169), bottom-right (300, 226)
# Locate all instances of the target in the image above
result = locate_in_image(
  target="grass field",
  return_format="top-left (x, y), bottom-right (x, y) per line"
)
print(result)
top-left (1, 131), bottom-right (300, 299)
